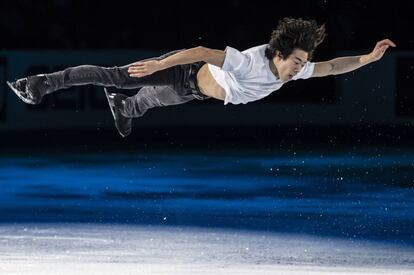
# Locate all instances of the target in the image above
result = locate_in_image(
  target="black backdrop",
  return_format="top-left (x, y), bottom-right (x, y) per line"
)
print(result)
top-left (1, 0), bottom-right (413, 147)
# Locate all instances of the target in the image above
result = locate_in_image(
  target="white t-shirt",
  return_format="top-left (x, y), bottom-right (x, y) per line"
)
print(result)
top-left (208, 44), bottom-right (315, 105)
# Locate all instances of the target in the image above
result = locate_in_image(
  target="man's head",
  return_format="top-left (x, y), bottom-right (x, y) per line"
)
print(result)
top-left (265, 17), bottom-right (326, 82)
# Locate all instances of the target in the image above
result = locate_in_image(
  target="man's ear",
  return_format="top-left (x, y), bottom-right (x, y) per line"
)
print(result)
top-left (275, 51), bottom-right (284, 59)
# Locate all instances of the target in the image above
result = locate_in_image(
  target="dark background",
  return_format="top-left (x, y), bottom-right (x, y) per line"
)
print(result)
top-left (0, 0), bottom-right (413, 147)
top-left (0, 0), bottom-right (411, 52)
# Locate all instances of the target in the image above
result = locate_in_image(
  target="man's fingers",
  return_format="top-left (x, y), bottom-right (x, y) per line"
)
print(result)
top-left (384, 39), bottom-right (396, 47)
top-left (128, 66), bottom-right (146, 73)
top-left (131, 61), bottom-right (145, 66)
top-left (128, 67), bottom-right (144, 72)
top-left (128, 62), bottom-right (146, 72)
top-left (375, 45), bottom-right (389, 54)
top-left (128, 60), bottom-right (157, 77)
top-left (129, 69), bottom-right (153, 77)
top-left (129, 73), bottom-right (146, 78)
top-left (377, 39), bottom-right (396, 48)
top-left (128, 65), bottom-right (144, 69)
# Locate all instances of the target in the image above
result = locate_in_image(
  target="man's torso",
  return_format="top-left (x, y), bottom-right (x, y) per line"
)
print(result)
top-left (196, 64), bottom-right (226, 101)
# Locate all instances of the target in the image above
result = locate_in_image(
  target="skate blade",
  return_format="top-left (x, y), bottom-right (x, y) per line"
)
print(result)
top-left (104, 88), bottom-right (128, 138)
top-left (104, 88), bottom-right (117, 121)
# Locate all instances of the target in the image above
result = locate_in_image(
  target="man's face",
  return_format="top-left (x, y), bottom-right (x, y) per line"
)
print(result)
top-left (273, 49), bottom-right (309, 82)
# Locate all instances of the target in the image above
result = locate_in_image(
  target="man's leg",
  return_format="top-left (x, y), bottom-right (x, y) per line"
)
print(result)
top-left (7, 65), bottom-right (177, 105)
top-left (7, 50), bottom-right (184, 105)
top-left (106, 85), bottom-right (197, 137)
top-left (123, 86), bottom-right (196, 118)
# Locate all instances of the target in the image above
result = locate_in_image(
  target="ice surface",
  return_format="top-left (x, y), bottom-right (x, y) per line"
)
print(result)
top-left (0, 224), bottom-right (413, 275)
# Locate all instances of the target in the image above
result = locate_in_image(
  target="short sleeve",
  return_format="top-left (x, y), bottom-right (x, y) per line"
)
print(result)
top-left (293, 62), bottom-right (315, 80)
top-left (221, 46), bottom-right (251, 74)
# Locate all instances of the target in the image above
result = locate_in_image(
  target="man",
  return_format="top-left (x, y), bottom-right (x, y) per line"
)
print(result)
top-left (7, 18), bottom-right (395, 138)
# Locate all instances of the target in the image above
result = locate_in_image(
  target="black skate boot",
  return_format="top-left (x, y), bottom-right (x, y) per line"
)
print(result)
top-left (7, 75), bottom-right (49, 105)
top-left (104, 88), bottom-right (132, 138)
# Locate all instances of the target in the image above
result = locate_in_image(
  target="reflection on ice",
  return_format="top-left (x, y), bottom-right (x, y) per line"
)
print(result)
top-left (0, 151), bottom-right (413, 244)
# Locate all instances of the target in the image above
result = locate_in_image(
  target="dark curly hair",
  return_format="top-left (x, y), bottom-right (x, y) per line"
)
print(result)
top-left (265, 17), bottom-right (326, 61)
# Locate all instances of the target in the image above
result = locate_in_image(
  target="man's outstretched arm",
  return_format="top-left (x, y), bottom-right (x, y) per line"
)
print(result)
top-left (128, 46), bottom-right (225, 78)
top-left (311, 39), bottom-right (396, 77)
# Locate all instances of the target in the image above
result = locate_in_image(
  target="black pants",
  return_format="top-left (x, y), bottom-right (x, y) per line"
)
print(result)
top-left (44, 50), bottom-right (209, 118)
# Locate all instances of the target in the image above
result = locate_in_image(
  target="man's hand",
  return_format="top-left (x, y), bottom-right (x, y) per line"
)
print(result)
top-left (367, 39), bottom-right (396, 62)
top-left (128, 60), bottom-right (164, 78)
